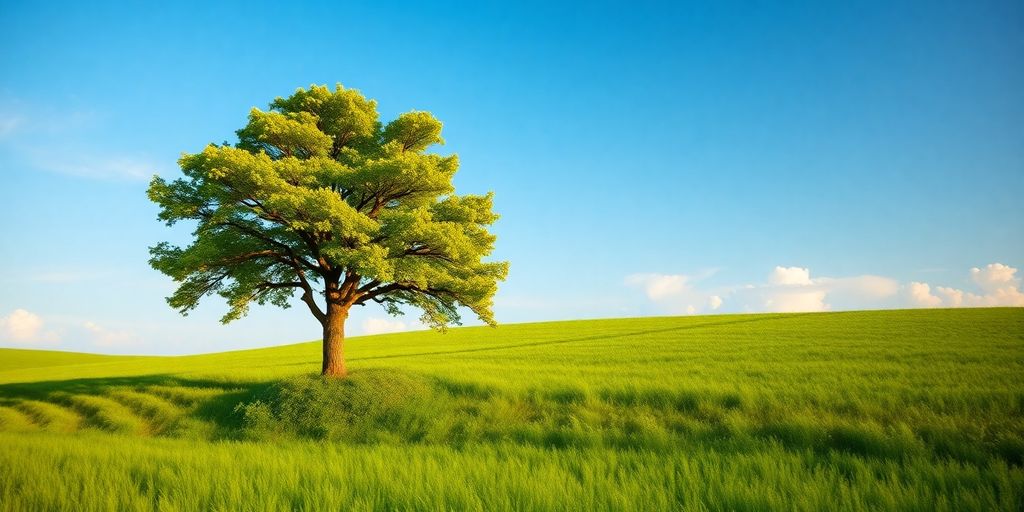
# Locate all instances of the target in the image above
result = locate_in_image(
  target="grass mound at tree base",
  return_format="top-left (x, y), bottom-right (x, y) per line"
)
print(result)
top-left (237, 370), bottom-right (448, 442)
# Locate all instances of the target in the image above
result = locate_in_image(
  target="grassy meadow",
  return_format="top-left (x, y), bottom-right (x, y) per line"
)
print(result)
top-left (0, 308), bottom-right (1022, 510)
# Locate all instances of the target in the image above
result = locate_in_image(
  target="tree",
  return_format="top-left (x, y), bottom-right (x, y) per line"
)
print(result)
top-left (148, 84), bottom-right (508, 377)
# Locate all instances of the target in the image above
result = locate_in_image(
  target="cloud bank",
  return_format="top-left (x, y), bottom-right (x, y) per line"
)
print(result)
top-left (906, 263), bottom-right (1024, 308)
top-left (0, 308), bottom-right (146, 348)
top-left (627, 263), bottom-right (1022, 314)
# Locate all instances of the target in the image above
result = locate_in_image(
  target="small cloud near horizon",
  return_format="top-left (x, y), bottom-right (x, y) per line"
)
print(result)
top-left (360, 317), bottom-right (425, 336)
top-left (624, 269), bottom-right (722, 315)
top-left (82, 321), bottom-right (140, 348)
top-left (0, 308), bottom-right (60, 345)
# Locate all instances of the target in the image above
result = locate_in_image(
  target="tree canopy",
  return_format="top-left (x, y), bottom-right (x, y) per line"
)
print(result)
top-left (148, 84), bottom-right (508, 374)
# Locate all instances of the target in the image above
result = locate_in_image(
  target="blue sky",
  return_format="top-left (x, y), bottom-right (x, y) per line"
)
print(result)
top-left (1, 1), bottom-right (1022, 353)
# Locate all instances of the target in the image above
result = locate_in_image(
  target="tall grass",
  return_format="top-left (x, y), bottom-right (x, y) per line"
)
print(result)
top-left (1, 432), bottom-right (1020, 512)
top-left (0, 308), bottom-right (1021, 510)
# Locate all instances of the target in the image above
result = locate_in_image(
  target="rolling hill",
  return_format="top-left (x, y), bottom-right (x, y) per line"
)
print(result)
top-left (1, 308), bottom-right (1022, 511)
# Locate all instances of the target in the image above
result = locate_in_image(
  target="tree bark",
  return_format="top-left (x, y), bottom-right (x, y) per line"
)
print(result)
top-left (321, 302), bottom-right (349, 377)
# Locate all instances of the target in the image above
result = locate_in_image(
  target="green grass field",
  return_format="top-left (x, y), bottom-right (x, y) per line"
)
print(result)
top-left (1, 308), bottom-right (1022, 511)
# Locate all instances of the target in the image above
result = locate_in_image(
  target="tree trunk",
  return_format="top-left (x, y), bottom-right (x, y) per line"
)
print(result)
top-left (322, 303), bottom-right (349, 377)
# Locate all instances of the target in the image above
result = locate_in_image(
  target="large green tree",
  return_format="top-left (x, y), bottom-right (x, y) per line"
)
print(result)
top-left (148, 84), bottom-right (508, 377)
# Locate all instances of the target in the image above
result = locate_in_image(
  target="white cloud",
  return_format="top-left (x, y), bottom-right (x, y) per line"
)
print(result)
top-left (970, 263), bottom-right (1019, 293)
top-left (625, 271), bottom-right (721, 315)
top-left (625, 267), bottom-right (894, 314)
top-left (761, 288), bottom-right (829, 312)
top-left (935, 286), bottom-right (963, 307)
top-left (908, 263), bottom-right (1024, 308)
top-left (0, 309), bottom-right (44, 342)
top-left (628, 263), bottom-right (1024, 315)
top-left (746, 269), bottom-right (899, 313)
top-left (82, 321), bottom-right (139, 348)
top-left (906, 282), bottom-right (943, 307)
top-left (624, 273), bottom-right (689, 300)
top-left (361, 317), bottom-right (411, 335)
top-left (983, 286), bottom-right (1024, 306)
top-left (769, 266), bottom-right (813, 285)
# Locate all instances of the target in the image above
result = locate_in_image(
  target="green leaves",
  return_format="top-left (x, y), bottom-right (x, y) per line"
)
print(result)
top-left (382, 111), bottom-right (445, 152)
top-left (270, 84), bottom-right (379, 151)
top-left (148, 83), bottom-right (508, 330)
top-left (237, 109), bottom-right (333, 159)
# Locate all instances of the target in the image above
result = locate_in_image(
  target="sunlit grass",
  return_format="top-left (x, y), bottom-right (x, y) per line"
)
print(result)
top-left (0, 308), bottom-right (1021, 510)
top-left (1, 432), bottom-right (1020, 512)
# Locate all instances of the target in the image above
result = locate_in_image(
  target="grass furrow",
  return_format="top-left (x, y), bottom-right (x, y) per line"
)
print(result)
top-left (15, 400), bottom-right (82, 433)
top-left (0, 406), bottom-right (37, 433)
top-left (62, 395), bottom-right (150, 435)
top-left (107, 390), bottom-right (184, 434)
top-left (145, 385), bottom-right (232, 407)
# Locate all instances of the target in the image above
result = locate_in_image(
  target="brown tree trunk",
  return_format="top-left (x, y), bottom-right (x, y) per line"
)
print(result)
top-left (321, 302), bottom-right (349, 377)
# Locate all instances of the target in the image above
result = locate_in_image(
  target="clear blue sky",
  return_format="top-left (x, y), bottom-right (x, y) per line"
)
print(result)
top-left (1, 1), bottom-right (1022, 353)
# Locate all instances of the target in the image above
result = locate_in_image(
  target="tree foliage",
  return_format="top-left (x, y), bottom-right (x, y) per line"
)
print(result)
top-left (148, 84), bottom-right (508, 331)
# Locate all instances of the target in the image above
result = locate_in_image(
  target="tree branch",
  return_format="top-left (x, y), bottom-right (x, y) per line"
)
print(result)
top-left (219, 183), bottom-right (329, 271)
top-left (255, 281), bottom-right (303, 290)
top-left (356, 279), bottom-right (381, 294)
top-left (352, 282), bottom-right (408, 305)
top-left (203, 216), bottom-right (320, 274)
top-left (402, 247), bottom-right (455, 263)
top-left (301, 289), bottom-right (326, 324)
top-left (212, 250), bottom-right (282, 267)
